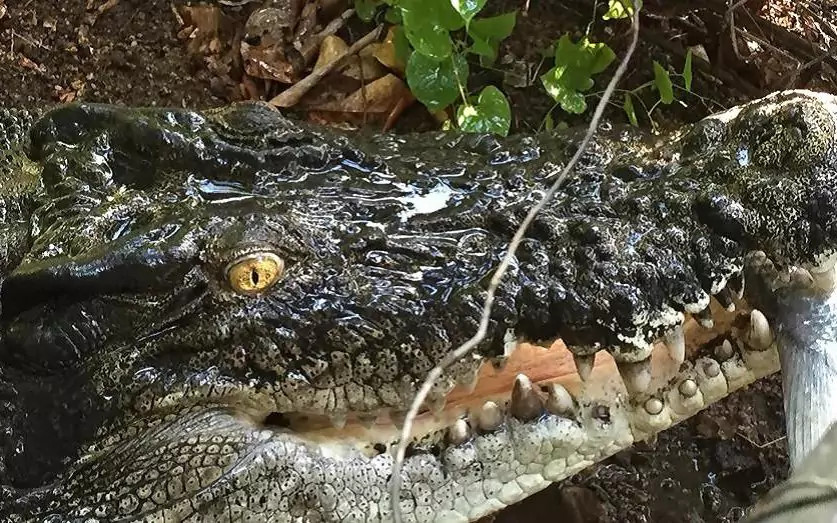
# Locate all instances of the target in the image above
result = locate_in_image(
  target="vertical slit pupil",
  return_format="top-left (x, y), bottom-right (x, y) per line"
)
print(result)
top-left (251, 269), bottom-right (260, 285)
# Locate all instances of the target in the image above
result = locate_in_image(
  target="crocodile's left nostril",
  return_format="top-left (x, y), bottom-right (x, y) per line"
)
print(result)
top-left (262, 412), bottom-right (291, 428)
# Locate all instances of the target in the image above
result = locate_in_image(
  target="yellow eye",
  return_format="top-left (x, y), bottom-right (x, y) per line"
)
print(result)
top-left (225, 252), bottom-right (285, 295)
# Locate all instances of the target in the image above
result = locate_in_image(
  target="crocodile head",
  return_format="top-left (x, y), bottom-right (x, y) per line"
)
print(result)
top-left (1, 90), bottom-right (837, 521)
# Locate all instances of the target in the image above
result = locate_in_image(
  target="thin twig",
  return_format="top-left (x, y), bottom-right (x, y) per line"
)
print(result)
top-left (737, 431), bottom-right (787, 449)
top-left (300, 8), bottom-right (357, 63)
top-left (387, 4), bottom-right (643, 522)
top-left (269, 24), bottom-right (382, 108)
top-left (725, 0), bottom-right (750, 60)
top-left (783, 43), bottom-right (837, 88)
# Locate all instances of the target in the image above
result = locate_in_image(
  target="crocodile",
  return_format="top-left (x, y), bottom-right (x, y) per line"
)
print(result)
top-left (0, 89), bottom-right (836, 522)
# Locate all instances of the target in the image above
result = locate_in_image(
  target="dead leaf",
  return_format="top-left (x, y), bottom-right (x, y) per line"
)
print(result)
top-left (242, 43), bottom-right (304, 83)
top-left (327, 74), bottom-right (411, 113)
top-left (244, 4), bottom-right (302, 44)
top-left (342, 55), bottom-right (387, 82)
top-left (367, 26), bottom-right (406, 73)
top-left (308, 73), bottom-right (414, 127)
top-left (241, 5), bottom-right (313, 84)
top-left (19, 56), bottom-right (43, 71)
top-left (316, 36), bottom-right (385, 81)
top-left (314, 35), bottom-right (349, 70)
top-left (180, 5), bottom-right (223, 55)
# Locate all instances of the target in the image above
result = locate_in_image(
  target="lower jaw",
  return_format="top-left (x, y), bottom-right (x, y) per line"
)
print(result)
top-left (245, 297), bottom-right (781, 523)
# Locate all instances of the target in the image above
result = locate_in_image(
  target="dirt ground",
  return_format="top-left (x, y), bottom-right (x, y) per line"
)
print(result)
top-left (0, 0), bottom-right (796, 521)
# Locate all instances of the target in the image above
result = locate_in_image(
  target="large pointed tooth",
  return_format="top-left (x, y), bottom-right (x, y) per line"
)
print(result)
top-left (811, 265), bottom-right (837, 292)
top-left (545, 383), bottom-right (574, 416)
top-left (714, 339), bottom-right (734, 361)
top-left (358, 413), bottom-right (377, 429)
top-left (617, 358), bottom-right (652, 394)
top-left (390, 410), bottom-right (407, 429)
top-left (330, 413), bottom-right (347, 429)
top-left (448, 419), bottom-right (470, 444)
top-left (728, 271), bottom-right (745, 299)
top-left (678, 379), bottom-right (698, 398)
top-left (746, 309), bottom-right (773, 350)
top-left (572, 353), bottom-right (595, 381)
top-left (644, 397), bottom-right (664, 415)
top-left (789, 266), bottom-right (814, 287)
top-left (664, 326), bottom-right (685, 364)
top-left (426, 395), bottom-right (446, 415)
top-left (703, 358), bottom-right (721, 378)
top-left (477, 401), bottom-right (503, 432)
top-left (510, 374), bottom-right (543, 421)
top-left (695, 306), bottom-right (714, 329)
top-left (459, 369), bottom-right (480, 394)
top-left (714, 287), bottom-right (735, 311)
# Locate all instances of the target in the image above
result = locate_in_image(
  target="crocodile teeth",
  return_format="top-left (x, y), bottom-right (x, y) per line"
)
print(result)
top-left (426, 396), bottom-right (446, 416)
top-left (644, 397), bottom-right (664, 415)
top-left (746, 309), bottom-right (773, 350)
top-left (460, 372), bottom-right (479, 394)
top-left (664, 326), bottom-right (685, 364)
top-left (510, 374), bottom-right (543, 421)
top-left (617, 358), bottom-right (652, 394)
top-left (330, 413), bottom-right (347, 429)
top-left (358, 413), bottom-right (377, 429)
top-left (545, 383), bottom-right (574, 416)
top-left (703, 358), bottom-right (722, 378)
top-left (695, 306), bottom-right (714, 329)
top-left (714, 287), bottom-right (735, 311)
top-left (714, 339), bottom-right (734, 361)
top-left (789, 266), bottom-right (815, 287)
top-left (476, 401), bottom-right (503, 432)
top-left (811, 265), bottom-right (837, 292)
top-left (448, 419), bottom-right (470, 444)
top-left (728, 271), bottom-right (745, 299)
top-left (678, 379), bottom-right (698, 398)
top-left (390, 410), bottom-right (407, 429)
top-left (573, 353), bottom-right (595, 381)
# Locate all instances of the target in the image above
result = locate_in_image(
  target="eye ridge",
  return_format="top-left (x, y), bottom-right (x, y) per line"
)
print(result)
top-left (225, 251), bottom-right (285, 295)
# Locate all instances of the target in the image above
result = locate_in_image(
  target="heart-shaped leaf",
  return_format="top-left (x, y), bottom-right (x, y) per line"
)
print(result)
top-left (456, 86), bottom-right (512, 136)
top-left (406, 53), bottom-right (469, 111)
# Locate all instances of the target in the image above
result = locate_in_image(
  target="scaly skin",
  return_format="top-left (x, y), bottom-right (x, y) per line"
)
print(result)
top-left (1, 91), bottom-right (837, 521)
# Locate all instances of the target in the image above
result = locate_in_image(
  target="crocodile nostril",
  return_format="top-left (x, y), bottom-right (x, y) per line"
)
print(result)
top-left (263, 412), bottom-right (290, 428)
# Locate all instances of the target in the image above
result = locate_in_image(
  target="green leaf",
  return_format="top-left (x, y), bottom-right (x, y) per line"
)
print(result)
top-left (467, 12), bottom-right (517, 61)
top-left (553, 35), bottom-right (614, 90)
top-left (355, 0), bottom-right (380, 21)
top-left (456, 86), bottom-right (512, 136)
top-left (544, 111), bottom-right (554, 132)
top-left (403, 10), bottom-right (453, 59)
top-left (623, 93), bottom-right (638, 126)
top-left (540, 33), bottom-right (614, 114)
top-left (653, 61), bottom-right (674, 104)
top-left (682, 48), bottom-right (693, 92)
top-left (435, 0), bottom-right (466, 30)
top-left (541, 66), bottom-right (587, 114)
top-left (451, 0), bottom-right (487, 25)
top-left (602, 0), bottom-right (641, 20)
top-left (393, 25), bottom-right (411, 63)
top-left (385, 6), bottom-right (403, 24)
top-left (406, 53), bottom-right (469, 111)
top-left (399, 0), bottom-right (465, 58)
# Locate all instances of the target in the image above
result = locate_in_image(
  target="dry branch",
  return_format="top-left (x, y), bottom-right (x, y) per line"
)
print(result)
top-left (269, 24), bottom-right (383, 108)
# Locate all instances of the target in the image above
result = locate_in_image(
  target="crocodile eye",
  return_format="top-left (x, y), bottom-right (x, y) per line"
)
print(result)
top-left (225, 252), bottom-right (285, 295)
